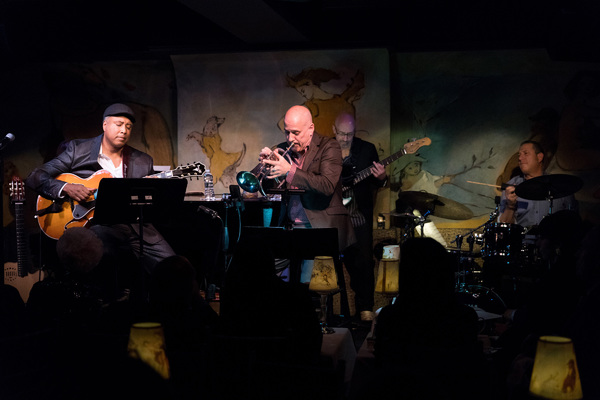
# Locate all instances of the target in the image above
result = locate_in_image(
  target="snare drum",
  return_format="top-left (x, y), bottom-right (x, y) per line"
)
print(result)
top-left (481, 223), bottom-right (525, 259)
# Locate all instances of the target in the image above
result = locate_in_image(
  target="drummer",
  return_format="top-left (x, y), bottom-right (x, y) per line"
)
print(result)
top-left (499, 140), bottom-right (578, 227)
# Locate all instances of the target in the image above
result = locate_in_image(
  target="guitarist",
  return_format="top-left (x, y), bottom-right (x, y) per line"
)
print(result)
top-left (25, 103), bottom-right (176, 298)
top-left (334, 113), bottom-right (387, 323)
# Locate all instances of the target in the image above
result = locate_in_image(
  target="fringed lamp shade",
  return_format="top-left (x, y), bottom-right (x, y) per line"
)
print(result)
top-left (309, 256), bottom-right (339, 294)
top-left (128, 322), bottom-right (170, 379)
top-left (529, 336), bottom-right (583, 400)
top-left (382, 244), bottom-right (400, 260)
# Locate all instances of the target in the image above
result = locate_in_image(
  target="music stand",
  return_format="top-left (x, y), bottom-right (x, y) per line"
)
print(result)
top-left (93, 178), bottom-right (188, 256)
top-left (264, 187), bottom-right (305, 230)
top-left (240, 226), bottom-right (351, 318)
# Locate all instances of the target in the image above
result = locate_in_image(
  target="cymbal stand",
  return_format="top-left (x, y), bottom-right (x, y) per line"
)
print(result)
top-left (546, 192), bottom-right (554, 215)
top-left (413, 209), bottom-right (430, 237)
top-left (450, 205), bottom-right (499, 247)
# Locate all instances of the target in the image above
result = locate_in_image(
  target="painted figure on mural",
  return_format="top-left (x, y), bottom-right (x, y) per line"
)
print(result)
top-left (186, 116), bottom-right (247, 188)
top-left (396, 154), bottom-right (454, 194)
top-left (280, 68), bottom-right (365, 137)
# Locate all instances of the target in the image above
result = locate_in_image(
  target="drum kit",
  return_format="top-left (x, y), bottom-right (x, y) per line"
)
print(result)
top-left (389, 174), bottom-right (584, 313)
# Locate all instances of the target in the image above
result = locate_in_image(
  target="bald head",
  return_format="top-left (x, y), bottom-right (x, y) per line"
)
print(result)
top-left (283, 105), bottom-right (314, 153)
top-left (285, 105), bottom-right (313, 124)
top-left (333, 113), bottom-right (356, 150)
top-left (334, 113), bottom-right (356, 134)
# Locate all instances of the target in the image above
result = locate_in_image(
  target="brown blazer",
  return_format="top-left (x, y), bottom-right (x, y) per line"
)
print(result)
top-left (274, 132), bottom-right (356, 252)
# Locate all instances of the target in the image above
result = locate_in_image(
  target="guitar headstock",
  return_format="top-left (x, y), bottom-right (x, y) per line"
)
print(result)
top-left (403, 137), bottom-right (432, 154)
top-left (173, 162), bottom-right (206, 178)
top-left (9, 176), bottom-right (25, 203)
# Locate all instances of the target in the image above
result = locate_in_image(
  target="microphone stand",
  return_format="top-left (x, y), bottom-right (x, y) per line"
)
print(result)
top-left (0, 153), bottom-right (4, 284)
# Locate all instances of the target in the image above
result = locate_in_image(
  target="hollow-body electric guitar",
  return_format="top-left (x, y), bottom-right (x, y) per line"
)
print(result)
top-left (36, 162), bottom-right (205, 239)
top-left (342, 138), bottom-right (432, 206)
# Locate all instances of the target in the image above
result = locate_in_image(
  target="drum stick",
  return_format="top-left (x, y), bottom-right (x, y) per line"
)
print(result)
top-left (467, 180), bottom-right (501, 188)
top-left (466, 180), bottom-right (512, 191)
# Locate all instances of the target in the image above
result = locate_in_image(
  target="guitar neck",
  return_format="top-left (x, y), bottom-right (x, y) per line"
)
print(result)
top-left (150, 170), bottom-right (177, 179)
top-left (348, 148), bottom-right (406, 187)
top-left (14, 202), bottom-right (31, 278)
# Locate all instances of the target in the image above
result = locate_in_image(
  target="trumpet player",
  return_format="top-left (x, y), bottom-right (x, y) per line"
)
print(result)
top-left (260, 105), bottom-right (356, 284)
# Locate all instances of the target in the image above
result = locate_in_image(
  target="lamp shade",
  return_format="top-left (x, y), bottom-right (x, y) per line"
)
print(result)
top-left (375, 258), bottom-right (400, 295)
top-left (529, 336), bottom-right (582, 400)
top-left (382, 244), bottom-right (400, 260)
top-left (309, 256), bottom-right (339, 293)
top-left (127, 322), bottom-right (170, 379)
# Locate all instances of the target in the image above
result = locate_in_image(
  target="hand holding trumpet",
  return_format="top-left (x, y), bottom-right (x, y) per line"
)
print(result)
top-left (260, 146), bottom-right (291, 179)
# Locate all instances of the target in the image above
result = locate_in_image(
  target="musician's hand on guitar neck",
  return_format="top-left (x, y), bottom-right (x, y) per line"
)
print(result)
top-left (371, 162), bottom-right (386, 180)
top-left (63, 183), bottom-right (96, 202)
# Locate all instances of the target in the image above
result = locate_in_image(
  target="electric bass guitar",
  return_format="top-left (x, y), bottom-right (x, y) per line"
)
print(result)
top-left (36, 162), bottom-right (206, 240)
top-left (4, 176), bottom-right (42, 302)
top-left (342, 137), bottom-right (432, 205)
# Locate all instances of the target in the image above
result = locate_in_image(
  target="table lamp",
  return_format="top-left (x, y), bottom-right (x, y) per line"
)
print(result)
top-left (529, 336), bottom-right (582, 400)
top-left (309, 255), bottom-right (339, 334)
top-left (127, 322), bottom-right (170, 379)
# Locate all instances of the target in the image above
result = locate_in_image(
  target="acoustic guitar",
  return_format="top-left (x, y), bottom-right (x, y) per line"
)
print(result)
top-left (342, 137), bottom-right (432, 205)
top-left (4, 176), bottom-right (43, 302)
top-left (36, 162), bottom-right (206, 240)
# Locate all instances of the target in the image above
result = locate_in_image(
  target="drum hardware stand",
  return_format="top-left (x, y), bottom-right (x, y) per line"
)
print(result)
top-left (545, 192), bottom-right (554, 216)
top-left (450, 205), bottom-right (498, 249)
top-left (451, 203), bottom-right (501, 292)
top-left (414, 209), bottom-right (430, 237)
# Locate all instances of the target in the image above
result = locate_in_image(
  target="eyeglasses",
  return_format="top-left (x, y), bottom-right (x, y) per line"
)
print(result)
top-left (335, 130), bottom-right (354, 138)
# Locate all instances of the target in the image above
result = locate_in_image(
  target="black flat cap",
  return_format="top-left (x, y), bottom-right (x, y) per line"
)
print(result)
top-left (103, 103), bottom-right (136, 123)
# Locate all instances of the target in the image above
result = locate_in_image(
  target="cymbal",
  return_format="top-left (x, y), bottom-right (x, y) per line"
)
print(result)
top-left (388, 212), bottom-right (420, 219)
top-left (396, 191), bottom-right (474, 220)
top-left (515, 174), bottom-right (583, 200)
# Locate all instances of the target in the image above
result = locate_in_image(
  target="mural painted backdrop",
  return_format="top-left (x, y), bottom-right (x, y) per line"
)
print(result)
top-left (390, 49), bottom-right (600, 227)
top-left (172, 49), bottom-right (391, 201)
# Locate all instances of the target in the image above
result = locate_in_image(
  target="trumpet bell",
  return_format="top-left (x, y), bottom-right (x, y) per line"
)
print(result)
top-left (236, 171), bottom-right (261, 193)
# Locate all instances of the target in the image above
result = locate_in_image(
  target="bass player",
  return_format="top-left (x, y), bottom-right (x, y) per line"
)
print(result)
top-left (334, 113), bottom-right (387, 322)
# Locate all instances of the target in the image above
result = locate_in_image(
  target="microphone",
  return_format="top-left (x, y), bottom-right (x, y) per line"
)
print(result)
top-left (197, 205), bottom-right (219, 220)
top-left (0, 133), bottom-right (15, 151)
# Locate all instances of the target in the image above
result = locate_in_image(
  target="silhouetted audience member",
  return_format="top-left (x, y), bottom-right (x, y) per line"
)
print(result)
top-left (506, 210), bottom-right (583, 334)
top-left (146, 255), bottom-right (219, 399)
top-left (568, 224), bottom-right (600, 399)
top-left (147, 255), bottom-right (219, 352)
top-left (0, 284), bottom-right (28, 338)
top-left (26, 227), bottom-right (108, 331)
top-left (365, 237), bottom-right (485, 400)
top-left (500, 210), bottom-right (585, 399)
top-left (217, 236), bottom-right (323, 364)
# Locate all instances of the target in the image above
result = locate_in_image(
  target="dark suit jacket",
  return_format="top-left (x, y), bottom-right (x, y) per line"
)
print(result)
top-left (26, 134), bottom-right (162, 242)
top-left (272, 132), bottom-right (356, 252)
top-left (343, 137), bottom-right (386, 229)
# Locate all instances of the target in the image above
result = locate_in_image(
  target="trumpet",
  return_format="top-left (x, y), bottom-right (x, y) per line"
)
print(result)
top-left (236, 143), bottom-right (294, 195)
